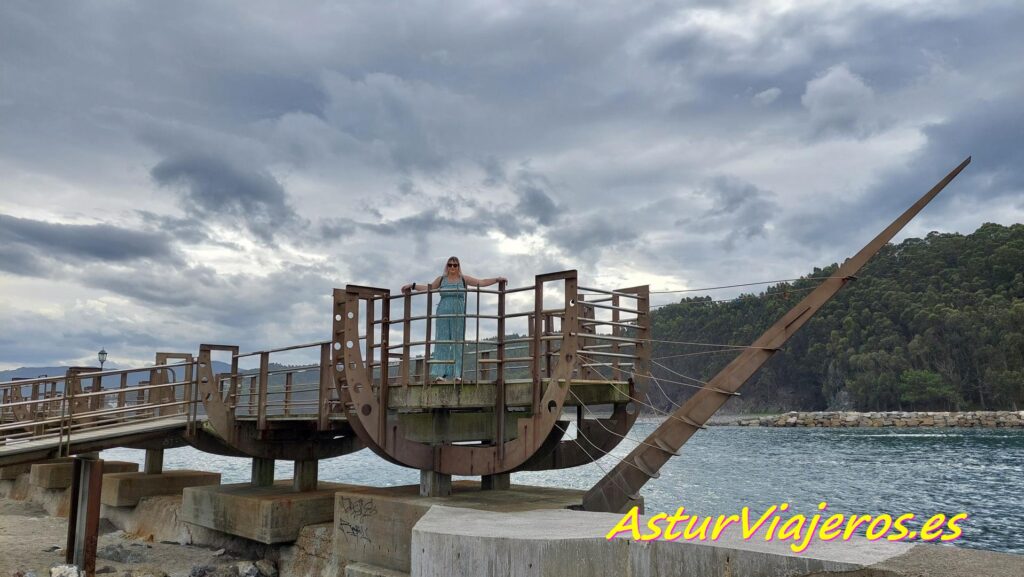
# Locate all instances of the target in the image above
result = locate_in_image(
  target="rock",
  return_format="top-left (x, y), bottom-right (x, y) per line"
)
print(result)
top-left (211, 549), bottom-right (225, 557)
top-left (49, 566), bottom-right (81, 577)
top-left (188, 566), bottom-right (215, 577)
top-left (97, 543), bottom-right (146, 564)
top-left (43, 545), bottom-right (61, 552)
top-left (96, 568), bottom-right (115, 575)
top-left (253, 561), bottom-right (276, 577)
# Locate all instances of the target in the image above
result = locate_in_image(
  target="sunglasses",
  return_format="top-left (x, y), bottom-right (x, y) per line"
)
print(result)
top-left (447, 263), bottom-right (460, 268)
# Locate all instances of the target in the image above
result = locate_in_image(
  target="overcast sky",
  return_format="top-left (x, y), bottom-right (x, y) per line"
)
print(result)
top-left (2, 0), bottom-right (1022, 370)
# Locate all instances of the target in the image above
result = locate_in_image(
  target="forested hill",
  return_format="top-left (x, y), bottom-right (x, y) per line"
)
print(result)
top-left (649, 223), bottom-right (1024, 413)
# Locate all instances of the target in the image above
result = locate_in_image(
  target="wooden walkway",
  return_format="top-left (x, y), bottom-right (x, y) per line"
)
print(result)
top-left (0, 415), bottom-right (189, 467)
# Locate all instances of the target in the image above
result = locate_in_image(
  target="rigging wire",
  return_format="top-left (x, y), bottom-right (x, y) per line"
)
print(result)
top-left (649, 276), bottom-right (845, 294)
top-left (650, 285), bottom-right (818, 309)
top-left (576, 352), bottom-right (712, 429)
top-left (568, 389), bottom-right (668, 453)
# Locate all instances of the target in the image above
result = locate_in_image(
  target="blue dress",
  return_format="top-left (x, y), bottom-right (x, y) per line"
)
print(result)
top-left (430, 275), bottom-right (466, 379)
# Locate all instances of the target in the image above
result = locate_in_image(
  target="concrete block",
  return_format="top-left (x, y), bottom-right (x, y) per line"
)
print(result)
top-left (410, 507), bottom-right (1024, 577)
top-left (0, 463), bottom-right (31, 480)
top-left (181, 481), bottom-right (344, 544)
top-left (345, 562), bottom-right (409, 577)
top-left (100, 470), bottom-right (221, 507)
top-left (332, 482), bottom-right (583, 574)
top-left (30, 460), bottom-right (139, 489)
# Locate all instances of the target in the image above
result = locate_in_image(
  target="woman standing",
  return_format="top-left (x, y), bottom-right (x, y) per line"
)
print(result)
top-left (403, 257), bottom-right (506, 383)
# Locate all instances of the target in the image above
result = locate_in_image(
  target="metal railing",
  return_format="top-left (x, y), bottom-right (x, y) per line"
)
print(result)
top-left (0, 360), bottom-right (201, 454)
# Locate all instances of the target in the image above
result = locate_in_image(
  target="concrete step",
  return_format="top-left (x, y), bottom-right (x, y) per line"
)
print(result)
top-left (345, 562), bottom-right (409, 577)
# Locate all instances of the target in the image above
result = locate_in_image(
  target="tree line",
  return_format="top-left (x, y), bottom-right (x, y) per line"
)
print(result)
top-left (649, 223), bottom-right (1024, 412)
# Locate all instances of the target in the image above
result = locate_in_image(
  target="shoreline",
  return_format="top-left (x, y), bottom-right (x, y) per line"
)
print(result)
top-left (705, 410), bottom-right (1024, 428)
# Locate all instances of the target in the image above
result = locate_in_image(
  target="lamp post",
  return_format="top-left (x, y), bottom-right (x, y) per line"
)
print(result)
top-left (98, 348), bottom-right (107, 371)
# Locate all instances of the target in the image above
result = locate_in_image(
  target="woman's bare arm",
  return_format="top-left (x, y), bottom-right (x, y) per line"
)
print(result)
top-left (463, 274), bottom-right (507, 288)
top-left (402, 276), bottom-right (443, 293)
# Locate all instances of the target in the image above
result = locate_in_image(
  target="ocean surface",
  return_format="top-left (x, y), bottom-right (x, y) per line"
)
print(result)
top-left (103, 422), bottom-right (1024, 554)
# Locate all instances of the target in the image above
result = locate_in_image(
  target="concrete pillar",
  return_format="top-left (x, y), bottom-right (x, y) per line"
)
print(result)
top-left (144, 448), bottom-right (164, 475)
top-left (420, 470), bottom-right (451, 497)
top-left (251, 458), bottom-right (274, 487)
top-left (293, 460), bottom-right (318, 492)
top-left (482, 473), bottom-right (510, 491)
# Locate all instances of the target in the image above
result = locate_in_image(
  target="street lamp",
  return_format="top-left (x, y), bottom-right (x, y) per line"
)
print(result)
top-left (98, 348), bottom-right (108, 371)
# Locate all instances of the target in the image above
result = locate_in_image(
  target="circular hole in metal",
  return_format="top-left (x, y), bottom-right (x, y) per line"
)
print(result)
top-left (201, 377), bottom-right (209, 383)
top-left (335, 314), bottom-right (342, 322)
top-left (361, 404), bottom-right (372, 416)
top-left (347, 311), bottom-right (354, 319)
top-left (333, 342), bottom-right (342, 351)
top-left (199, 362), bottom-right (207, 368)
top-left (625, 402), bottom-right (638, 415)
top-left (335, 363), bottom-right (345, 373)
top-left (570, 298), bottom-right (576, 306)
top-left (547, 400), bottom-right (557, 413)
top-left (346, 341), bottom-right (354, 349)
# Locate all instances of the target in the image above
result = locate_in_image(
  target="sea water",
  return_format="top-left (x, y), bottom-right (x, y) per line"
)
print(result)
top-left (103, 422), bottom-right (1024, 554)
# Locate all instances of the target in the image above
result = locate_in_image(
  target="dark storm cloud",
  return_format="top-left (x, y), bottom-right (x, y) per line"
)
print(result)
top-left (674, 178), bottom-right (777, 250)
top-left (514, 179), bottom-right (559, 227)
top-left (150, 153), bottom-right (302, 244)
top-left (0, 214), bottom-right (180, 275)
top-left (3, 0), bottom-right (1024, 368)
top-left (788, 92), bottom-right (1023, 247)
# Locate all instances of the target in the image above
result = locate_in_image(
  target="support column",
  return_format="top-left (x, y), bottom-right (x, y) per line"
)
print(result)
top-left (482, 472), bottom-right (510, 491)
top-left (144, 448), bottom-right (164, 475)
top-left (420, 470), bottom-right (451, 497)
top-left (66, 457), bottom-right (102, 576)
top-left (293, 460), bottom-right (318, 492)
top-left (251, 458), bottom-right (274, 487)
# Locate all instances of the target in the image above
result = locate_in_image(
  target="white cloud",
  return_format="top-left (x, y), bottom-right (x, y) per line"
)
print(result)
top-left (801, 64), bottom-right (877, 136)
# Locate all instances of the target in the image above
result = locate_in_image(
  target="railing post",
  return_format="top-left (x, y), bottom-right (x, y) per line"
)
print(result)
top-left (258, 352), bottom-right (269, 431)
top-left (318, 343), bottom-right (331, 431)
top-left (378, 296), bottom-right (390, 443)
top-left (424, 289), bottom-right (433, 385)
top-left (495, 280), bottom-right (507, 459)
top-left (611, 293), bottom-right (621, 380)
top-left (118, 373), bottom-right (128, 411)
top-left (532, 275), bottom-right (543, 412)
top-left (402, 291), bottom-right (412, 386)
top-left (284, 372), bottom-right (293, 417)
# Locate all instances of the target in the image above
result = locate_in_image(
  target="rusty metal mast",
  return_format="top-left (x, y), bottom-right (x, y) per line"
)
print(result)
top-left (583, 156), bottom-right (972, 513)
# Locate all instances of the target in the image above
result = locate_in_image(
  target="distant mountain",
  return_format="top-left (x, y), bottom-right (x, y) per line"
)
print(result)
top-left (1, 361), bottom-right (234, 386)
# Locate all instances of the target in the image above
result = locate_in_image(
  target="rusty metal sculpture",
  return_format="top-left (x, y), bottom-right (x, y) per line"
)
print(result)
top-left (583, 156), bottom-right (972, 512)
top-left (332, 271), bottom-right (652, 478)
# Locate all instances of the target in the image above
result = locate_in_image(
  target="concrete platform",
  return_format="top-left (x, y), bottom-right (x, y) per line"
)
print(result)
top-left (29, 460), bottom-right (139, 489)
top-left (0, 463), bottom-right (30, 480)
top-left (332, 481), bottom-right (583, 575)
top-left (181, 481), bottom-right (346, 544)
top-left (101, 470), bottom-right (221, 507)
top-left (411, 506), bottom-right (1024, 577)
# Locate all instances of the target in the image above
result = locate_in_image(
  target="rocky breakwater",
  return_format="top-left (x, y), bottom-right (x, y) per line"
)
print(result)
top-left (715, 410), bottom-right (1024, 428)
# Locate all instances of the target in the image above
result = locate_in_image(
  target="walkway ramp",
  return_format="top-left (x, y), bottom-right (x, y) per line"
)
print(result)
top-left (0, 415), bottom-right (189, 467)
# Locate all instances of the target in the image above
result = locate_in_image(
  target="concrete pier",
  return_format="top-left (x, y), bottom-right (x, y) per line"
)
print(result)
top-left (410, 506), bottom-right (1024, 577)
top-left (332, 482), bottom-right (584, 575)
top-left (100, 470), bottom-right (221, 507)
top-left (182, 481), bottom-right (345, 544)
top-left (29, 460), bottom-right (138, 489)
top-left (418, 470), bottom-right (450, 497)
top-left (251, 457), bottom-right (275, 487)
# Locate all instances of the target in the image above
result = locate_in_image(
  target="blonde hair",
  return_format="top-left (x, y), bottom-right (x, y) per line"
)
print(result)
top-left (442, 256), bottom-right (461, 277)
